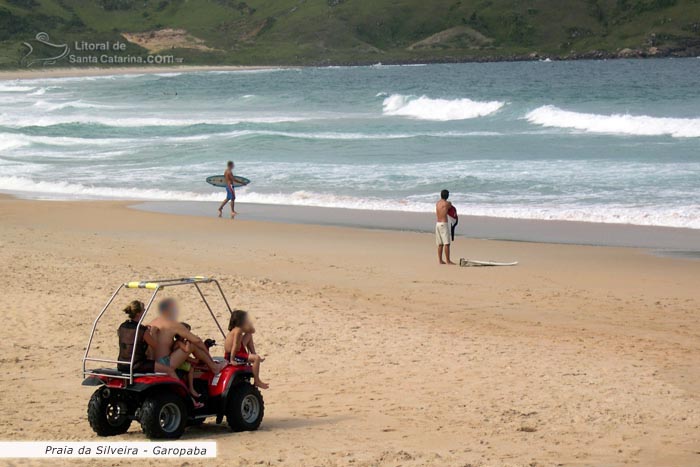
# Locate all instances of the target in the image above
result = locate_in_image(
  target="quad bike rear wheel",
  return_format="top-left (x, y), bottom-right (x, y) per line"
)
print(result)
top-left (139, 392), bottom-right (187, 439)
top-left (226, 383), bottom-right (264, 432)
top-left (87, 388), bottom-right (132, 436)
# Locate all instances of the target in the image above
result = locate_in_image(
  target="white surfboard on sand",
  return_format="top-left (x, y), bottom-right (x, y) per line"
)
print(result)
top-left (460, 258), bottom-right (518, 267)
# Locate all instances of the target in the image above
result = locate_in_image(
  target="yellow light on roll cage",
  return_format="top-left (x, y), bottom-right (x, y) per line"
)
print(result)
top-left (125, 281), bottom-right (160, 289)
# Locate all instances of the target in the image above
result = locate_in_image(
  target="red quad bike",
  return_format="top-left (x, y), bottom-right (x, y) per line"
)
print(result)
top-left (82, 276), bottom-right (264, 439)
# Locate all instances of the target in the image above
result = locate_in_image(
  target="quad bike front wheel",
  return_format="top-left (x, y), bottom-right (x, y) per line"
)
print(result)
top-left (87, 388), bottom-right (132, 436)
top-left (139, 392), bottom-right (187, 439)
top-left (226, 383), bottom-right (264, 432)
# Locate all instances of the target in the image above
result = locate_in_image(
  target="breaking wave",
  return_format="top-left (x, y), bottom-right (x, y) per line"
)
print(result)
top-left (526, 105), bottom-right (700, 138)
top-left (382, 94), bottom-right (505, 121)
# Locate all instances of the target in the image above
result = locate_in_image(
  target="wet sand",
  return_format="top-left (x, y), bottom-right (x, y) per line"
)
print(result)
top-left (135, 200), bottom-right (700, 254)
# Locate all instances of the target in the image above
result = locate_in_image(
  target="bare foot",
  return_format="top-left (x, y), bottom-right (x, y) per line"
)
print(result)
top-left (439, 261), bottom-right (446, 265)
top-left (254, 379), bottom-right (269, 389)
top-left (230, 212), bottom-right (237, 219)
top-left (217, 208), bottom-right (222, 218)
top-left (447, 261), bottom-right (456, 265)
top-left (190, 389), bottom-right (201, 398)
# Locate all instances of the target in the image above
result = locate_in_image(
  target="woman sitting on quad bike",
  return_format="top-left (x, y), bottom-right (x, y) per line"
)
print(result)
top-left (225, 310), bottom-right (269, 389)
top-left (118, 301), bottom-right (176, 377)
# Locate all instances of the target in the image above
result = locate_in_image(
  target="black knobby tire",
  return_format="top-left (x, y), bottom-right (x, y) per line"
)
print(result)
top-left (226, 383), bottom-right (264, 432)
top-left (139, 391), bottom-right (188, 439)
top-left (87, 388), bottom-right (132, 436)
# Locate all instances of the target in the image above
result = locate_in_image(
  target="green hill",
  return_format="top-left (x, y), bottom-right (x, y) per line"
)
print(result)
top-left (1, 0), bottom-right (699, 68)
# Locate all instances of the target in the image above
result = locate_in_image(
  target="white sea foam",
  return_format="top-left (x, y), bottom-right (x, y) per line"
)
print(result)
top-left (216, 129), bottom-right (504, 140)
top-left (32, 99), bottom-right (113, 111)
top-left (526, 105), bottom-right (700, 138)
top-left (450, 204), bottom-right (700, 229)
top-left (0, 133), bottom-right (134, 148)
top-left (0, 113), bottom-right (309, 128)
top-left (0, 130), bottom-right (502, 151)
top-left (0, 84), bottom-right (35, 92)
top-left (0, 134), bottom-right (31, 151)
top-left (0, 176), bottom-right (222, 202)
top-left (1, 176), bottom-right (697, 229)
top-left (382, 94), bottom-right (505, 121)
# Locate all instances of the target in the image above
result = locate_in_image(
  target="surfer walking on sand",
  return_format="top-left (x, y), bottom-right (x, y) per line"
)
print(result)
top-left (436, 189), bottom-right (455, 265)
top-left (217, 160), bottom-right (237, 219)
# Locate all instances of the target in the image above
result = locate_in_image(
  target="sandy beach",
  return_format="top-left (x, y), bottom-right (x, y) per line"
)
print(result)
top-left (0, 195), bottom-right (698, 466)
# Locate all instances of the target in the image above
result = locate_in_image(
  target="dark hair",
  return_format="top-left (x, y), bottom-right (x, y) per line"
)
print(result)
top-left (159, 298), bottom-right (175, 314)
top-left (227, 160), bottom-right (234, 167)
top-left (123, 300), bottom-right (144, 320)
top-left (440, 189), bottom-right (449, 200)
top-left (228, 309), bottom-right (248, 331)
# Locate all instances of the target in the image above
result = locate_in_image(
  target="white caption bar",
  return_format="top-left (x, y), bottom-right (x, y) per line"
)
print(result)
top-left (0, 441), bottom-right (216, 458)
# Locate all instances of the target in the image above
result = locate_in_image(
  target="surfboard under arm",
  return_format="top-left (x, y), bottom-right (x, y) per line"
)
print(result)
top-left (206, 175), bottom-right (250, 188)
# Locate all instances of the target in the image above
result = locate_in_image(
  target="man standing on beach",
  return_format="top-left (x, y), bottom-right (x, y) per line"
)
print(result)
top-left (217, 160), bottom-right (237, 218)
top-left (436, 189), bottom-right (455, 265)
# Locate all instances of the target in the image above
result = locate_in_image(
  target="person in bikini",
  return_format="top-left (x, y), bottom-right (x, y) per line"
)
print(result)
top-left (148, 298), bottom-right (227, 375)
top-left (224, 310), bottom-right (268, 389)
top-left (217, 160), bottom-right (237, 218)
top-left (117, 300), bottom-right (176, 378)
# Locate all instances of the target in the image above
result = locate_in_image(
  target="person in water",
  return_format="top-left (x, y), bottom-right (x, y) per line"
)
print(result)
top-left (435, 189), bottom-right (455, 265)
top-left (217, 160), bottom-right (237, 218)
top-left (224, 310), bottom-right (268, 389)
top-left (117, 300), bottom-right (176, 377)
top-left (148, 298), bottom-right (227, 375)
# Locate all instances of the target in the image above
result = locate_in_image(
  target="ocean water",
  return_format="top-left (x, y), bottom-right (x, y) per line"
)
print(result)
top-left (1, 59), bottom-right (699, 228)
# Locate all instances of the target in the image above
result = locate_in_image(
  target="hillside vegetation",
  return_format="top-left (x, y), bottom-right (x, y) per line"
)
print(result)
top-left (1, 0), bottom-right (699, 68)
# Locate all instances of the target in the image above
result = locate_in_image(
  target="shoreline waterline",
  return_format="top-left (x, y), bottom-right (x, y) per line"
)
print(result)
top-left (131, 200), bottom-right (700, 256)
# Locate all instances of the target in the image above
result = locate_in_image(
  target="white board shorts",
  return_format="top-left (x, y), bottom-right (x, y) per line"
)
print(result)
top-left (435, 222), bottom-right (450, 246)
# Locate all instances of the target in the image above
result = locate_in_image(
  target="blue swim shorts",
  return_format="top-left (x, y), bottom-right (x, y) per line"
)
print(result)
top-left (157, 355), bottom-right (171, 366)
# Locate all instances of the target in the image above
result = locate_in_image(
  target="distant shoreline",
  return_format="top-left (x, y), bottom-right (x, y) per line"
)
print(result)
top-left (0, 65), bottom-right (289, 81)
top-left (1, 53), bottom-right (697, 80)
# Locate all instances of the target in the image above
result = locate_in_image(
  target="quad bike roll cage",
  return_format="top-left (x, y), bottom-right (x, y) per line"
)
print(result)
top-left (83, 276), bottom-right (232, 384)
